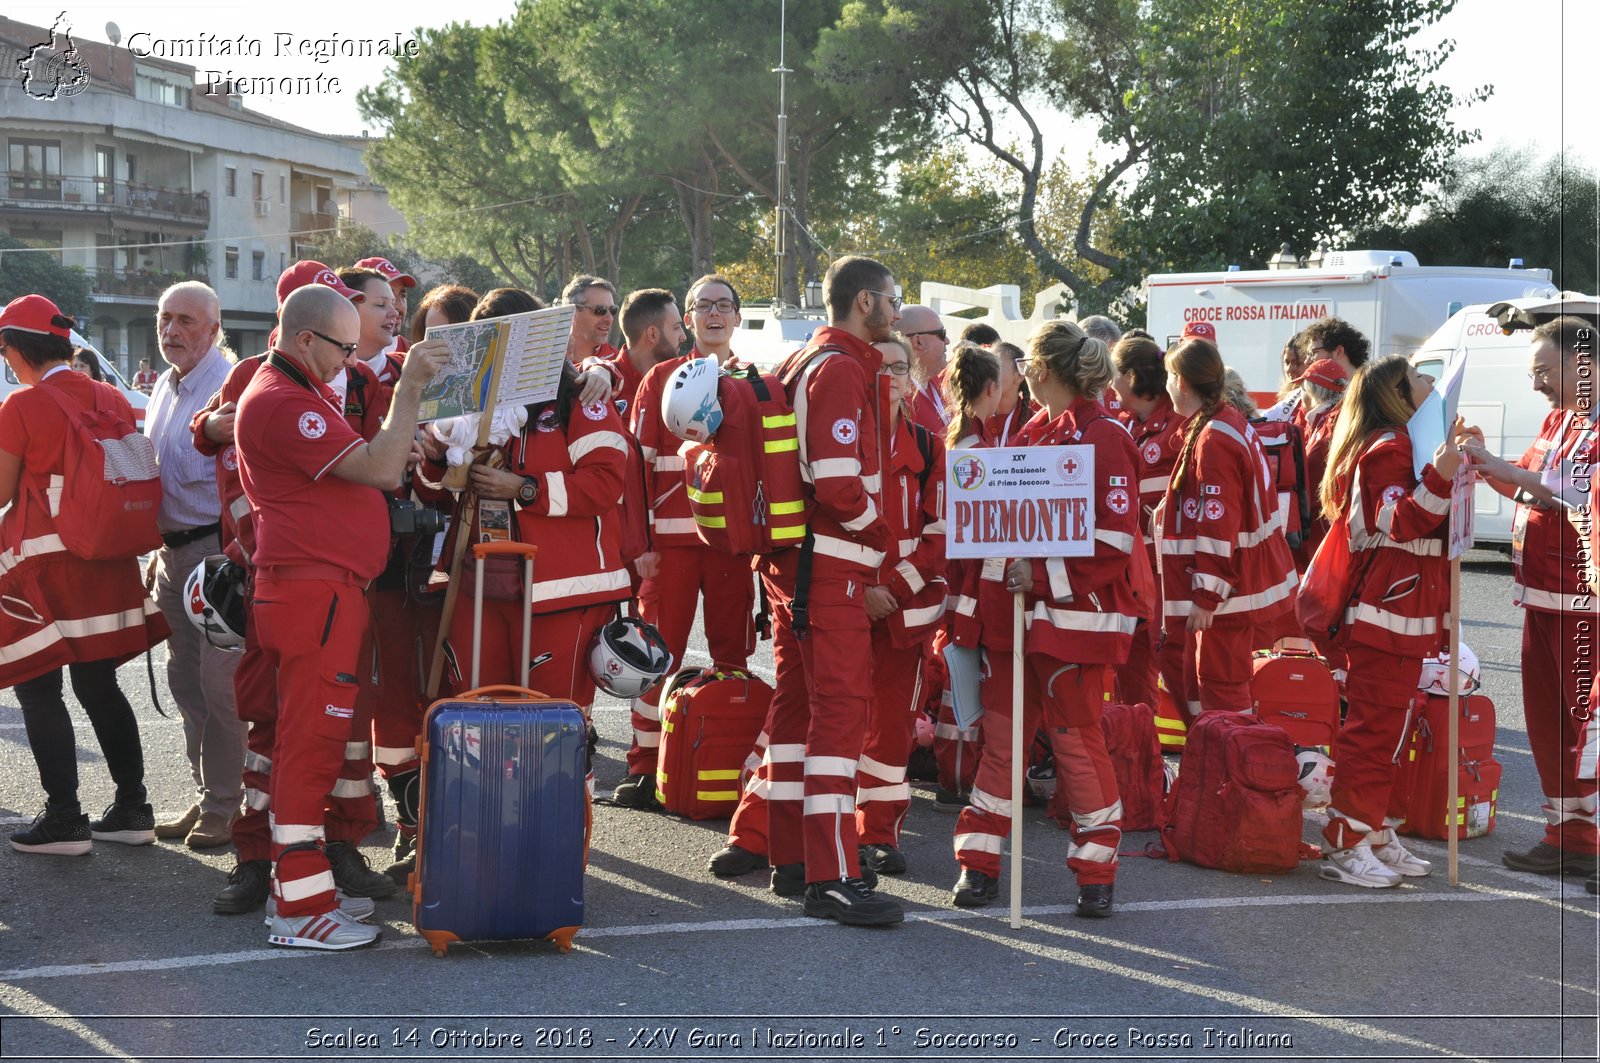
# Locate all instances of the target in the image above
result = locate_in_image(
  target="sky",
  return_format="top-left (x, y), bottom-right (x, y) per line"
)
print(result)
top-left (20, 0), bottom-right (1596, 176)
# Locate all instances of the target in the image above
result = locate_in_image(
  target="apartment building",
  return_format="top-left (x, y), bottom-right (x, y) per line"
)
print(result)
top-left (0, 16), bottom-right (403, 374)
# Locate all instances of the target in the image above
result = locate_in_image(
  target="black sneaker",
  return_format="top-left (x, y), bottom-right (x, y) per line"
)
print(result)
top-left (385, 827), bottom-right (417, 887)
top-left (1587, 870), bottom-right (1598, 896)
top-left (708, 844), bottom-right (769, 877)
top-left (325, 841), bottom-right (400, 899)
top-left (772, 861), bottom-right (877, 896)
top-left (10, 807), bottom-right (91, 855)
top-left (213, 859), bottom-right (272, 914)
top-left (1500, 842), bottom-right (1600, 876)
top-left (1075, 882), bottom-right (1115, 919)
top-left (952, 867), bottom-right (999, 908)
top-left (89, 802), bottom-right (156, 846)
top-left (802, 878), bottom-right (904, 926)
top-left (859, 843), bottom-right (907, 875)
top-left (932, 786), bottom-right (969, 812)
top-left (611, 773), bottom-right (662, 810)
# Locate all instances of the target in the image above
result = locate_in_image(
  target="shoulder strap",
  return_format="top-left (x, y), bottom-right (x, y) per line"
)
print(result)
top-left (911, 422), bottom-right (936, 497)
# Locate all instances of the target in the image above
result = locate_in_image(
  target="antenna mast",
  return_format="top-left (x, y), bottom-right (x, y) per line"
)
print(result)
top-left (773, 0), bottom-right (791, 311)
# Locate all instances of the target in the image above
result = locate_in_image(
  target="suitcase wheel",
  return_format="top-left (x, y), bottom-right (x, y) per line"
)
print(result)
top-left (546, 926), bottom-right (580, 954)
top-left (421, 929), bottom-right (459, 958)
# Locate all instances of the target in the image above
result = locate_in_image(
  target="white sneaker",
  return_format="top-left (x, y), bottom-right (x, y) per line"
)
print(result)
top-left (264, 890), bottom-right (376, 925)
top-left (1369, 829), bottom-right (1433, 877)
top-left (266, 906), bottom-right (381, 950)
top-left (1319, 844), bottom-right (1404, 888)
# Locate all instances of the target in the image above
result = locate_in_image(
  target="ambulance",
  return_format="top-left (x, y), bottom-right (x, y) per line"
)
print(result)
top-left (1411, 294), bottom-right (1600, 546)
top-left (1144, 250), bottom-right (1560, 401)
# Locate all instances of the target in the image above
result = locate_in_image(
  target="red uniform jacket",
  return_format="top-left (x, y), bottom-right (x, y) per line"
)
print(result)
top-left (1158, 405), bottom-right (1297, 629)
top-left (984, 398), bottom-right (1040, 450)
top-left (909, 372), bottom-right (948, 439)
top-left (1511, 409), bottom-right (1599, 614)
top-left (780, 327), bottom-right (890, 582)
top-left (632, 352), bottom-right (696, 549)
top-left (881, 416), bottom-right (947, 647)
top-left (436, 397), bottom-right (632, 614)
top-left (974, 397), bottom-right (1140, 663)
top-left (1116, 393), bottom-right (1188, 549)
top-left (1335, 427), bottom-right (1451, 656)
top-left (944, 428), bottom-right (992, 649)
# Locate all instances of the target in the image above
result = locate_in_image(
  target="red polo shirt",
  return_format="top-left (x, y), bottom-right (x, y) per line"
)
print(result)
top-left (235, 350), bottom-right (389, 579)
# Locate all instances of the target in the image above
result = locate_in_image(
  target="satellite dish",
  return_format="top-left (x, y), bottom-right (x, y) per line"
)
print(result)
top-left (106, 22), bottom-right (121, 46)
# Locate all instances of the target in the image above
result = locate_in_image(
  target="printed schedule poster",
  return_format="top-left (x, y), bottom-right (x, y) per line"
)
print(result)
top-left (946, 445), bottom-right (1097, 559)
top-left (419, 304), bottom-right (575, 421)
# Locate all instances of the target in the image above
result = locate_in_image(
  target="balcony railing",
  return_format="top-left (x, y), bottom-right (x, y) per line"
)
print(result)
top-left (293, 209), bottom-right (338, 233)
top-left (88, 267), bottom-right (211, 299)
top-left (1, 173), bottom-right (210, 226)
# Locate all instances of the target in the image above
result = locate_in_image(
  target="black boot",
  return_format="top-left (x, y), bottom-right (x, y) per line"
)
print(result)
top-left (1075, 882), bottom-right (1115, 918)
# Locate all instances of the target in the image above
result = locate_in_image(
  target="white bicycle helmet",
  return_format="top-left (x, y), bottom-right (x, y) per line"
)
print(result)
top-left (1295, 748), bottom-right (1334, 809)
top-left (589, 616), bottom-right (676, 699)
top-left (1418, 643), bottom-right (1481, 696)
top-left (184, 555), bottom-right (246, 650)
top-left (662, 357), bottom-right (723, 442)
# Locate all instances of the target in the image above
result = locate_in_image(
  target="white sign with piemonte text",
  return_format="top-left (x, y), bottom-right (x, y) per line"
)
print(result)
top-left (946, 445), bottom-right (1097, 559)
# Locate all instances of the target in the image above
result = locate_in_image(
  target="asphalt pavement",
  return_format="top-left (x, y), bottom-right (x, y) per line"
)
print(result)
top-left (0, 550), bottom-right (1596, 1063)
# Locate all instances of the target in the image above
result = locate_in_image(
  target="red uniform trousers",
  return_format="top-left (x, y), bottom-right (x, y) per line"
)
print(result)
top-left (627, 544), bottom-right (755, 775)
top-left (758, 560), bottom-right (873, 881)
top-left (1117, 555), bottom-right (1188, 708)
top-left (446, 599), bottom-right (611, 708)
top-left (725, 727), bottom-right (773, 857)
top-left (1323, 646), bottom-right (1420, 850)
top-left (1177, 614), bottom-right (1258, 718)
top-left (856, 628), bottom-right (926, 847)
top-left (253, 577), bottom-right (370, 919)
top-left (323, 618), bottom-right (377, 846)
top-left (953, 659), bottom-right (1121, 885)
top-left (231, 597), bottom-right (378, 860)
top-left (367, 587), bottom-right (433, 781)
top-left (1522, 609), bottom-right (1600, 853)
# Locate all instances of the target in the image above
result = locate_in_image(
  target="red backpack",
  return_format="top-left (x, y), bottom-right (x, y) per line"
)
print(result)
top-left (1101, 702), bottom-right (1169, 831)
top-left (33, 382), bottom-right (162, 561)
top-left (1249, 639), bottom-right (1340, 748)
top-left (1160, 713), bottom-right (1303, 873)
top-left (1395, 693), bottom-right (1501, 840)
top-left (655, 667), bottom-right (773, 820)
top-left (681, 365), bottom-right (812, 555)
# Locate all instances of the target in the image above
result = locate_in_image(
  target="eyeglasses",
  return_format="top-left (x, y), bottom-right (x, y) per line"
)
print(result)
top-left (865, 289), bottom-right (904, 311)
top-left (577, 304), bottom-right (617, 317)
top-left (1528, 368), bottom-right (1555, 384)
top-left (881, 361), bottom-right (911, 376)
top-left (305, 329), bottom-right (358, 356)
top-left (903, 328), bottom-right (947, 342)
top-left (691, 299), bottom-right (738, 314)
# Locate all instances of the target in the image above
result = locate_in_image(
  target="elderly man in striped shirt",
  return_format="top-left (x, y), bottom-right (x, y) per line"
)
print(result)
top-left (145, 281), bottom-right (247, 849)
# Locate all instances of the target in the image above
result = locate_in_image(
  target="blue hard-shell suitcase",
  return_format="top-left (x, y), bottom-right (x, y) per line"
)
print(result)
top-left (412, 542), bottom-right (588, 956)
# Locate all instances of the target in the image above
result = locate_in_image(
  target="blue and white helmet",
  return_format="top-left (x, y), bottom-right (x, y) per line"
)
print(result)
top-left (663, 357), bottom-right (723, 443)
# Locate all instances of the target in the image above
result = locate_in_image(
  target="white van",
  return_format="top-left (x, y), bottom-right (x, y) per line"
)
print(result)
top-left (0, 331), bottom-right (149, 428)
top-left (1411, 295), bottom-right (1599, 547)
top-left (1145, 251), bottom-right (1561, 399)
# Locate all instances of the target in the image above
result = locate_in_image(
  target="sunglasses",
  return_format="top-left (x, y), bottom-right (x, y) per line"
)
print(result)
top-left (903, 328), bottom-right (947, 342)
top-left (577, 304), bottom-right (617, 317)
top-left (305, 329), bottom-right (358, 356)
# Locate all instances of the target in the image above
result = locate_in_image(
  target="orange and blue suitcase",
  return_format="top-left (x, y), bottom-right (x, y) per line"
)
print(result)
top-left (412, 542), bottom-right (588, 956)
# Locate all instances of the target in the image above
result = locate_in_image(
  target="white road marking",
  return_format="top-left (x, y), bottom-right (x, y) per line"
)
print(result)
top-left (0, 882), bottom-right (1572, 984)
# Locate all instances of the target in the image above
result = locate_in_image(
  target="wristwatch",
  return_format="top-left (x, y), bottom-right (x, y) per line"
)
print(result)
top-left (515, 476), bottom-right (540, 508)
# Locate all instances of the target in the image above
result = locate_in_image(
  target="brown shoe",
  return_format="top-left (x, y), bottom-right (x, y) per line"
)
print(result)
top-left (185, 809), bottom-right (237, 850)
top-left (154, 803), bottom-right (201, 841)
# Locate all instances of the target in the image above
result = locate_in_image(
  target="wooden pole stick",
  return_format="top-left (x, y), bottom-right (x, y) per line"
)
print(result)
top-left (1010, 589), bottom-right (1025, 929)
top-left (1447, 556), bottom-right (1462, 885)
top-left (424, 339), bottom-right (507, 699)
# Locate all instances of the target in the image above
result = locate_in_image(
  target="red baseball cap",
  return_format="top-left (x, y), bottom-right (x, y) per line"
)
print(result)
top-left (0, 294), bottom-right (74, 338)
top-left (277, 261), bottom-right (362, 308)
top-left (1180, 321), bottom-right (1218, 343)
top-left (1303, 359), bottom-right (1351, 392)
top-left (355, 257), bottom-right (416, 288)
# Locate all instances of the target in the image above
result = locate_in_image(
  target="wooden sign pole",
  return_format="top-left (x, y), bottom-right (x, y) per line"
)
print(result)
top-left (1446, 557), bottom-right (1462, 885)
top-left (1010, 590), bottom-right (1025, 929)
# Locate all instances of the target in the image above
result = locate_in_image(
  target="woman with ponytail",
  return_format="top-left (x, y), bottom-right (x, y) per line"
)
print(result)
top-left (949, 320), bottom-right (1136, 918)
top-left (1158, 339), bottom-right (1296, 718)
top-left (931, 342), bottom-right (1000, 808)
top-left (1315, 355), bottom-right (1460, 888)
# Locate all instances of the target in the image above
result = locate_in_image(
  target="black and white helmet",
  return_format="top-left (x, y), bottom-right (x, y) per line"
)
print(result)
top-left (589, 616), bottom-right (675, 699)
top-left (183, 555), bottom-right (247, 650)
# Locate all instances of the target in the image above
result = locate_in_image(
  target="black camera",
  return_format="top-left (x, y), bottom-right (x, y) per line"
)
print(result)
top-left (389, 498), bottom-right (448, 537)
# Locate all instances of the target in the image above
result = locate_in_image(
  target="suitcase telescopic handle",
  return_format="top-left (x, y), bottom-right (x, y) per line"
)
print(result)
top-left (472, 541), bottom-right (539, 560)
top-left (456, 684), bottom-right (546, 701)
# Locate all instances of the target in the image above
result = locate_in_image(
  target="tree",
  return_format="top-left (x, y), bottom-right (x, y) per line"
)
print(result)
top-left (0, 235), bottom-right (92, 319)
top-left (818, 0), bottom-right (1481, 300)
top-left (1355, 147), bottom-right (1598, 295)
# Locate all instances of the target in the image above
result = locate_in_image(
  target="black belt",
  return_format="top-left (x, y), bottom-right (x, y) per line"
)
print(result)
top-left (161, 522), bottom-right (220, 549)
